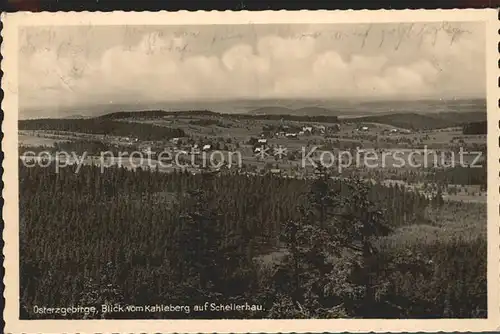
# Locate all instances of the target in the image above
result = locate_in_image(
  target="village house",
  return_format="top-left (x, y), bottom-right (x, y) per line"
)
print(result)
top-left (331, 124), bottom-right (341, 132)
top-left (315, 125), bottom-right (326, 134)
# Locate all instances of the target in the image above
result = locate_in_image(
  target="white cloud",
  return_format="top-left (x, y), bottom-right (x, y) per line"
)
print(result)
top-left (19, 28), bottom-right (484, 116)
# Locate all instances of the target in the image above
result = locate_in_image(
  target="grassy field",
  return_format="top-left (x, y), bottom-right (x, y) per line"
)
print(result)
top-left (378, 201), bottom-right (486, 246)
top-left (19, 134), bottom-right (69, 146)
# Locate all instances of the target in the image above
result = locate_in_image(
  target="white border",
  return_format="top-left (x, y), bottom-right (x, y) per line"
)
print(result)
top-left (2, 9), bottom-right (499, 333)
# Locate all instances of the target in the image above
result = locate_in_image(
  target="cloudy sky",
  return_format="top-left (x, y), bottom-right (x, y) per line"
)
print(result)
top-left (19, 22), bottom-right (485, 118)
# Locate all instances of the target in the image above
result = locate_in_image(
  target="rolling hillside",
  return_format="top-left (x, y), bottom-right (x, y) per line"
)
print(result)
top-left (98, 110), bottom-right (218, 119)
top-left (248, 106), bottom-right (339, 117)
top-left (248, 107), bottom-right (296, 115)
top-left (295, 106), bottom-right (340, 116)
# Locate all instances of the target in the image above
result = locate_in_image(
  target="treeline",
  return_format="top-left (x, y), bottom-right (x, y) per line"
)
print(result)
top-left (426, 166), bottom-right (487, 188)
top-left (19, 164), bottom-right (485, 319)
top-left (19, 119), bottom-right (185, 141)
top-left (358, 166), bottom-right (487, 188)
top-left (463, 121), bottom-right (487, 135)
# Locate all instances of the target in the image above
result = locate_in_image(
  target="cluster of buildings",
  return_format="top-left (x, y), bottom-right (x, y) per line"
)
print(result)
top-left (117, 136), bottom-right (139, 144)
top-left (134, 137), bottom-right (216, 156)
top-left (266, 124), bottom-right (338, 139)
top-left (381, 128), bottom-right (412, 135)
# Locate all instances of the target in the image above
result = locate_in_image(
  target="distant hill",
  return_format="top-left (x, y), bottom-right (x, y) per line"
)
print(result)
top-left (463, 121), bottom-right (487, 135)
top-left (91, 108), bottom-right (484, 130)
top-left (352, 111), bottom-right (486, 130)
top-left (248, 107), bottom-right (294, 115)
top-left (63, 114), bottom-right (89, 119)
top-left (96, 109), bottom-right (339, 123)
top-left (295, 107), bottom-right (340, 116)
top-left (248, 106), bottom-right (339, 117)
top-left (430, 111), bottom-right (486, 124)
top-left (97, 110), bottom-right (218, 119)
top-left (98, 110), bottom-right (170, 119)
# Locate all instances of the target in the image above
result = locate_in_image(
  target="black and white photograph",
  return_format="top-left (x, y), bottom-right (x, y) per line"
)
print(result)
top-left (2, 9), bottom-right (499, 333)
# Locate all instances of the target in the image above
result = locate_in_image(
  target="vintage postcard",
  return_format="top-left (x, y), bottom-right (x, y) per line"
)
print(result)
top-left (2, 9), bottom-right (499, 333)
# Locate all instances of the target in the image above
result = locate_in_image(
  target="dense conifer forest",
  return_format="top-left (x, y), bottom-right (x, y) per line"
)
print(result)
top-left (463, 121), bottom-right (487, 135)
top-left (19, 162), bottom-right (487, 319)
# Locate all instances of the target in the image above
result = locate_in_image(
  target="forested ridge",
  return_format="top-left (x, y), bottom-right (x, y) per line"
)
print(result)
top-left (19, 163), bottom-right (486, 319)
top-left (19, 119), bottom-right (186, 141)
top-left (354, 112), bottom-right (486, 130)
top-left (463, 121), bottom-right (487, 135)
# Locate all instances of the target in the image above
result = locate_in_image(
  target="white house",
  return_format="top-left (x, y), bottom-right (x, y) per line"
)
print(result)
top-left (303, 126), bottom-right (313, 133)
top-left (202, 144), bottom-right (211, 151)
top-left (258, 138), bottom-right (268, 144)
